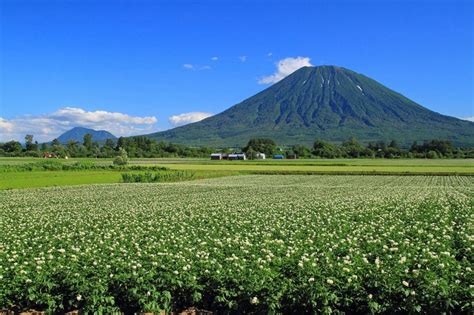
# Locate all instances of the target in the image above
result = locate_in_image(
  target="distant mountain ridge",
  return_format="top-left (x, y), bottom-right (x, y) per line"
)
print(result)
top-left (144, 65), bottom-right (474, 147)
top-left (56, 127), bottom-right (116, 143)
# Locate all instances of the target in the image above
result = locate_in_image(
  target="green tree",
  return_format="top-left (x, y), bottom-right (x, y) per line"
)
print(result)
top-left (384, 140), bottom-right (401, 158)
top-left (104, 138), bottom-right (115, 150)
top-left (2, 140), bottom-right (22, 154)
top-left (25, 134), bottom-right (33, 151)
top-left (246, 147), bottom-right (257, 160)
top-left (24, 134), bottom-right (38, 151)
top-left (113, 147), bottom-right (129, 165)
top-left (243, 138), bottom-right (276, 156)
top-left (66, 140), bottom-right (79, 157)
top-left (368, 141), bottom-right (386, 158)
top-left (426, 150), bottom-right (439, 159)
top-left (292, 144), bottom-right (311, 158)
top-left (388, 140), bottom-right (399, 149)
top-left (342, 137), bottom-right (365, 158)
top-left (51, 139), bottom-right (66, 157)
top-left (312, 139), bottom-right (340, 158)
top-left (410, 139), bottom-right (453, 158)
top-left (101, 139), bottom-right (116, 157)
top-left (83, 133), bottom-right (93, 152)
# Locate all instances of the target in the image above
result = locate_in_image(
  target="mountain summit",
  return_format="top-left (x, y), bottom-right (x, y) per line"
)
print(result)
top-left (146, 66), bottom-right (474, 147)
top-left (56, 127), bottom-right (117, 143)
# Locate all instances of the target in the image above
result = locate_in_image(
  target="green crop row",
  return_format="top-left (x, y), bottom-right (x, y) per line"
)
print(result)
top-left (121, 171), bottom-right (195, 183)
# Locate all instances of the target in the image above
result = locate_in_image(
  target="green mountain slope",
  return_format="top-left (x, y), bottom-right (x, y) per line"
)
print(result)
top-left (56, 127), bottom-right (117, 143)
top-left (146, 66), bottom-right (474, 147)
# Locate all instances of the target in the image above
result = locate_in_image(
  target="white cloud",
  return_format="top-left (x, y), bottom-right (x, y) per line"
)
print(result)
top-left (267, 52), bottom-right (273, 57)
top-left (168, 112), bottom-right (213, 126)
top-left (0, 107), bottom-right (158, 142)
top-left (462, 116), bottom-right (474, 122)
top-left (0, 118), bottom-right (14, 132)
top-left (183, 63), bottom-right (211, 71)
top-left (258, 56), bottom-right (313, 84)
top-left (211, 56), bottom-right (218, 61)
top-left (239, 56), bottom-right (247, 63)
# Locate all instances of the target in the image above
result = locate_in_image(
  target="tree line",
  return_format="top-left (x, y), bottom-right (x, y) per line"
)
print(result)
top-left (0, 135), bottom-right (213, 158)
top-left (0, 134), bottom-right (473, 159)
top-left (242, 138), bottom-right (474, 159)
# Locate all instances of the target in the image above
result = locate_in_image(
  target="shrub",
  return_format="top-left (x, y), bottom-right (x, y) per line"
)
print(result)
top-left (426, 150), bottom-right (439, 159)
top-left (36, 160), bottom-right (64, 170)
top-left (113, 148), bottom-right (129, 166)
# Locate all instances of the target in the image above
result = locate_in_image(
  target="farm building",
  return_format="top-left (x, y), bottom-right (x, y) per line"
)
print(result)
top-left (256, 153), bottom-right (266, 159)
top-left (273, 154), bottom-right (285, 159)
top-left (43, 152), bottom-right (58, 159)
top-left (228, 153), bottom-right (247, 160)
top-left (210, 153), bottom-right (223, 160)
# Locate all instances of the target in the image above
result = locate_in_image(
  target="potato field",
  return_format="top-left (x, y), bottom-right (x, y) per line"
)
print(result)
top-left (0, 175), bottom-right (473, 314)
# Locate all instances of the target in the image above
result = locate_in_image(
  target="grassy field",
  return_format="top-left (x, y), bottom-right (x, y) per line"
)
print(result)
top-left (156, 162), bottom-right (473, 174)
top-left (0, 157), bottom-right (113, 166)
top-left (0, 168), bottom-right (239, 190)
top-left (0, 157), bottom-right (472, 189)
top-left (131, 157), bottom-right (474, 166)
top-left (1, 175), bottom-right (472, 313)
top-left (133, 157), bottom-right (474, 174)
top-left (0, 170), bottom-right (123, 190)
top-left (1, 157), bottom-right (473, 167)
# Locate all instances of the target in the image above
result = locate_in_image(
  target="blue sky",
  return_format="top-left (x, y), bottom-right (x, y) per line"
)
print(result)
top-left (0, 0), bottom-right (473, 141)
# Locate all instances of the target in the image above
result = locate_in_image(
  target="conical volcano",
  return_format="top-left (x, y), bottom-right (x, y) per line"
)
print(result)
top-left (146, 66), bottom-right (474, 147)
